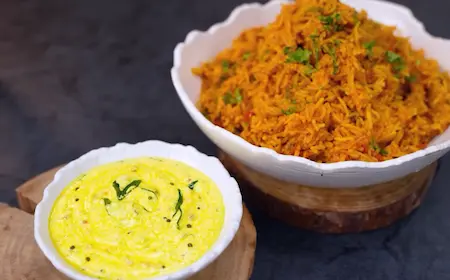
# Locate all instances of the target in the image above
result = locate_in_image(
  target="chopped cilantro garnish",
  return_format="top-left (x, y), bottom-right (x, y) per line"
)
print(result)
top-left (285, 47), bottom-right (312, 64)
top-left (234, 88), bottom-right (243, 103)
top-left (385, 51), bottom-right (405, 73)
top-left (416, 59), bottom-right (421, 66)
top-left (363, 40), bottom-right (375, 57)
top-left (222, 88), bottom-right (243, 105)
top-left (310, 33), bottom-right (320, 68)
top-left (319, 13), bottom-right (342, 32)
top-left (222, 60), bottom-right (230, 72)
top-left (242, 52), bottom-right (251, 60)
top-left (386, 51), bottom-right (402, 63)
top-left (324, 44), bottom-right (338, 75)
top-left (369, 137), bottom-right (388, 156)
top-left (281, 107), bottom-right (296, 115)
top-left (393, 63), bottom-right (405, 72)
top-left (222, 92), bottom-right (234, 104)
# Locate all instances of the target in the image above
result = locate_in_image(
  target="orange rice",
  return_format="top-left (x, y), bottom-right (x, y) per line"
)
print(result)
top-left (192, 0), bottom-right (450, 163)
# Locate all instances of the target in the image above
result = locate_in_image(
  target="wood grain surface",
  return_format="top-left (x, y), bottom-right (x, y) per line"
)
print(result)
top-left (218, 150), bottom-right (437, 233)
top-left (12, 167), bottom-right (256, 280)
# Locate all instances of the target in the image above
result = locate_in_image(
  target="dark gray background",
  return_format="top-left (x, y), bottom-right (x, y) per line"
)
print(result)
top-left (1, 0), bottom-right (449, 279)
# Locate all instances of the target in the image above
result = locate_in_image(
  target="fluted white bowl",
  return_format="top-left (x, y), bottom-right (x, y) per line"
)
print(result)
top-left (34, 140), bottom-right (243, 280)
top-left (171, 0), bottom-right (450, 188)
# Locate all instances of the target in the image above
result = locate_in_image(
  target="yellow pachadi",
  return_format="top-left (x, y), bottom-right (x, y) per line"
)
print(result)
top-left (49, 157), bottom-right (224, 279)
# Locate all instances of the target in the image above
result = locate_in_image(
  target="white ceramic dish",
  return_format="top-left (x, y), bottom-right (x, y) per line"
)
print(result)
top-left (34, 140), bottom-right (243, 280)
top-left (171, 0), bottom-right (450, 188)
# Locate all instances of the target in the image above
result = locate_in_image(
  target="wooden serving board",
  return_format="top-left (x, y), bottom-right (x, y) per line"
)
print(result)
top-left (7, 166), bottom-right (256, 280)
top-left (218, 150), bottom-right (438, 234)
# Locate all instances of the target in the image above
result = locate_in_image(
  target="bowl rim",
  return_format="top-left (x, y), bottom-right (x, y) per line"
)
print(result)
top-left (171, 0), bottom-right (450, 172)
top-left (34, 140), bottom-right (243, 280)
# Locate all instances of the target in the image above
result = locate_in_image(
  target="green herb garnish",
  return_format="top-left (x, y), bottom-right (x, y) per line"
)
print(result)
top-left (222, 88), bottom-right (243, 105)
top-left (324, 44), bottom-right (338, 75)
top-left (242, 52), bottom-right (251, 60)
top-left (416, 59), bottom-right (421, 66)
top-left (172, 189), bottom-right (184, 229)
top-left (283, 46), bottom-right (291, 54)
top-left (188, 180), bottom-right (198, 190)
top-left (222, 60), bottom-right (230, 72)
top-left (285, 47), bottom-right (311, 64)
top-left (386, 51), bottom-right (402, 63)
top-left (385, 51), bottom-right (405, 73)
top-left (234, 88), bottom-right (243, 103)
top-left (310, 33), bottom-right (320, 68)
top-left (369, 137), bottom-right (388, 156)
top-left (223, 92), bottom-right (234, 104)
top-left (319, 13), bottom-right (342, 32)
top-left (281, 107), bottom-right (296, 115)
top-left (112, 180), bottom-right (142, 200)
top-left (363, 40), bottom-right (375, 57)
top-left (102, 198), bottom-right (112, 215)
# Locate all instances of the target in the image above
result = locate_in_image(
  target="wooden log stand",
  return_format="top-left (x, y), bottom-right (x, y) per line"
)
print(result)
top-left (218, 150), bottom-right (438, 234)
top-left (0, 166), bottom-right (257, 280)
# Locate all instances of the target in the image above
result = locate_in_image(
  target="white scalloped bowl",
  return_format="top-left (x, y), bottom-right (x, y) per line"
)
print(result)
top-left (34, 140), bottom-right (243, 280)
top-left (171, 0), bottom-right (450, 188)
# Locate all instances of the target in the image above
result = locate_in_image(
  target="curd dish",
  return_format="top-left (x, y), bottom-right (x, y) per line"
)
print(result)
top-left (34, 141), bottom-right (242, 280)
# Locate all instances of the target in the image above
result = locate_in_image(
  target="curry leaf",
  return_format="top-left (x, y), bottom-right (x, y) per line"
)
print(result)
top-left (112, 180), bottom-right (142, 200)
top-left (121, 180), bottom-right (142, 197)
top-left (172, 189), bottom-right (184, 229)
top-left (112, 181), bottom-right (122, 200)
top-left (188, 180), bottom-right (199, 190)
